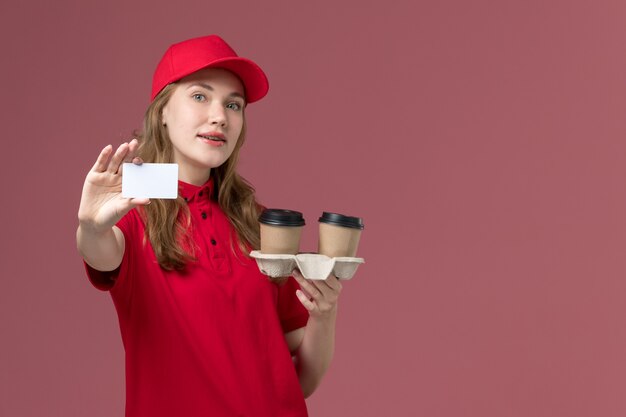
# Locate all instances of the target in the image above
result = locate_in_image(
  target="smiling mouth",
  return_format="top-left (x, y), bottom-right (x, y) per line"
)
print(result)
top-left (197, 134), bottom-right (226, 143)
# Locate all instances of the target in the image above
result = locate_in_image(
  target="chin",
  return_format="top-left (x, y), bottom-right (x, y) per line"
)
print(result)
top-left (198, 158), bottom-right (229, 170)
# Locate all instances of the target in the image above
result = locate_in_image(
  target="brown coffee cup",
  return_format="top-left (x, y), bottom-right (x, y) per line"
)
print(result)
top-left (317, 212), bottom-right (364, 258)
top-left (259, 209), bottom-right (305, 254)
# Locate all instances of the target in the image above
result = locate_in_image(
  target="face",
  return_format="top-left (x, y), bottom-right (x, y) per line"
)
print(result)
top-left (161, 68), bottom-right (246, 184)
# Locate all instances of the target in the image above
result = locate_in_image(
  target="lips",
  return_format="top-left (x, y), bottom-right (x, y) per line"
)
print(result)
top-left (197, 132), bottom-right (226, 142)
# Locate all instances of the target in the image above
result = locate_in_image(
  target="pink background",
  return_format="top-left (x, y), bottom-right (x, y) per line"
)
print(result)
top-left (2, 0), bottom-right (626, 416)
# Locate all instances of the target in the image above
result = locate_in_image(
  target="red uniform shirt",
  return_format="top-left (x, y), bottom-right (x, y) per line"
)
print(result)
top-left (85, 179), bottom-right (309, 417)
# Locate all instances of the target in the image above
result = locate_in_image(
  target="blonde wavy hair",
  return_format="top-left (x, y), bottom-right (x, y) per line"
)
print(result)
top-left (134, 83), bottom-right (262, 270)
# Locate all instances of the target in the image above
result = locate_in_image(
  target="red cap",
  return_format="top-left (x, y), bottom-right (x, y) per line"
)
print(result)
top-left (151, 35), bottom-right (269, 103)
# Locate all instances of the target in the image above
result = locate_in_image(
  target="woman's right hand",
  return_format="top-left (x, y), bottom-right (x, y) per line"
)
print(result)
top-left (78, 139), bottom-right (149, 233)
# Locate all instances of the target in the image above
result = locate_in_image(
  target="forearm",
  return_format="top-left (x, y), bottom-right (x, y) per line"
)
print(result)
top-left (76, 224), bottom-right (124, 271)
top-left (294, 307), bottom-right (338, 398)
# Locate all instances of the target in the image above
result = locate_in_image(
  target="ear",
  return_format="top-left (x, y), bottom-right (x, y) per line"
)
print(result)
top-left (161, 104), bottom-right (169, 126)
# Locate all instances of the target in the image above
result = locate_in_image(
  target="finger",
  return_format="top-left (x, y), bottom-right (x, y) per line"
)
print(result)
top-left (127, 137), bottom-right (139, 151)
top-left (91, 145), bottom-right (113, 173)
top-left (107, 142), bottom-right (130, 174)
top-left (130, 197), bottom-right (150, 206)
top-left (113, 196), bottom-right (151, 221)
top-left (321, 273), bottom-right (343, 292)
top-left (292, 270), bottom-right (323, 300)
top-left (296, 289), bottom-right (316, 312)
top-left (125, 138), bottom-right (140, 162)
top-left (118, 158), bottom-right (143, 178)
top-left (298, 285), bottom-right (313, 300)
top-left (293, 269), bottom-right (335, 298)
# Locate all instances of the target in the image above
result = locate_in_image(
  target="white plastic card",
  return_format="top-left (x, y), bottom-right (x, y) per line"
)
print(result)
top-left (122, 163), bottom-right (178, 199)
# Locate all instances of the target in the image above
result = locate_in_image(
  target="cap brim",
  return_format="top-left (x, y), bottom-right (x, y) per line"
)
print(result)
top-left (205, 57), bottom-right (269, 103)
top-left (154, 57), bottom-right (269, 103)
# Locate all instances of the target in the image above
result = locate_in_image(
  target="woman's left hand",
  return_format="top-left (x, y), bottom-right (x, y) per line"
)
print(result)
top-left (292, 269), bottom-right (342, 319)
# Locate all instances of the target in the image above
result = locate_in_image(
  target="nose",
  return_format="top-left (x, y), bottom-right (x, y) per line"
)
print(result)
top-left (208, 103), bottom-right (227, 127)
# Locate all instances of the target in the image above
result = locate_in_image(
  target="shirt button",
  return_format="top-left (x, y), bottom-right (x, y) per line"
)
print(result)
top-left (210, 239), bottom-right (217, 245)
top-left (199, 191), bottom-right (203, 196)
top-left (201, 212), bottom-right (207, 219)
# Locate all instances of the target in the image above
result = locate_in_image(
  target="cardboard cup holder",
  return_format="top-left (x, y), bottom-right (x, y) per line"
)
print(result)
top-left (250, 251), bottom-right (364, 280)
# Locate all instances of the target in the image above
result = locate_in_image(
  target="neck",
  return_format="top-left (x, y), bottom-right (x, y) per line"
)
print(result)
top-left (178, 165), bottom-right (211, 186)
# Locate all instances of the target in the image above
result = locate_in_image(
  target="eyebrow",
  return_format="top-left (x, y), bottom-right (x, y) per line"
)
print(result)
top-left (189, 83), bottom-right (246, 101)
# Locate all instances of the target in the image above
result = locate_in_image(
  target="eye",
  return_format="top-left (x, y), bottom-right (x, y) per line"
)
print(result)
top-left (226, 102), bottom-right (242, 111)
top-left (192, 93), bottom-right (206, 102)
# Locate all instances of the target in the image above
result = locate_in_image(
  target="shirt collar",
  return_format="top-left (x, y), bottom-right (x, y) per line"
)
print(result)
top-left (178, 177), bottom-right (214, 203)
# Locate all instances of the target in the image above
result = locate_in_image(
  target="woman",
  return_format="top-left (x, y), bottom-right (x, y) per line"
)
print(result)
top-left (76, 35), bottom-right (341, 417)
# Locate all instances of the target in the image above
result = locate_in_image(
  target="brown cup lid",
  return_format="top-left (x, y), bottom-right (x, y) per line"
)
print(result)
top-left (259, 209), bottom-right (305, 227)
top-left (318, 212), bottom-right (364, 230)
